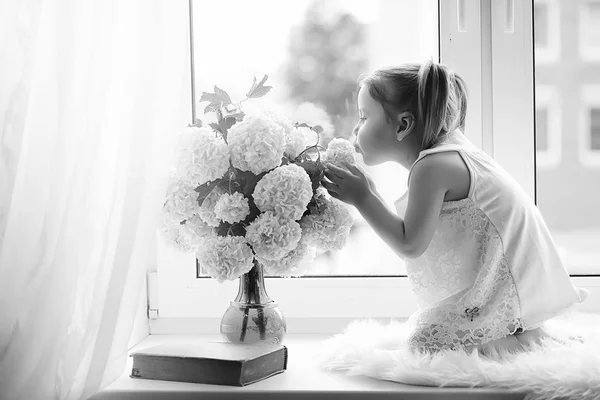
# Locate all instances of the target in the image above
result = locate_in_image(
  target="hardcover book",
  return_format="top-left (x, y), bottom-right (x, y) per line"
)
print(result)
top-left (129, 341), bottom-right (288, 386)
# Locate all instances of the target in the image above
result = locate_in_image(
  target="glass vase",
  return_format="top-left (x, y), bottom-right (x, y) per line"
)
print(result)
top-left (220, 260), bottom-right (286, 345)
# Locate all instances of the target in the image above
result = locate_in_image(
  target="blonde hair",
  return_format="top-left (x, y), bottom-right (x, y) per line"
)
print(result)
top-left (358, 60), bottom-right (468, 149)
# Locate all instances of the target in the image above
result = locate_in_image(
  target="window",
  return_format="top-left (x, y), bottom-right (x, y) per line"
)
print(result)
top-left (536, 108), bottom-right (549, 151)
top-left (534, 86), bottom-right (561, 168)
top-left (579, 0), bottom-right (600, 61)
top-left (580, 85), bottom-right (600, 166)
top-left (534, 0), bottom-right (600, 275)
top-left (190, 0), bottom-right (438, 278)
top-left (151, 1), bottom-right (600, 335)
top-left (591, 109), bottom-right (600, 149)
top-left (534, 0), bottom-right (560, 63)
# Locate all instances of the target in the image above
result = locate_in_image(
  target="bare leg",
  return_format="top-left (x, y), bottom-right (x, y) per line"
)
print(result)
top-left (471, 327), bottom-right (570, 357)
top-left (470, 334), bottom-right (522, 356)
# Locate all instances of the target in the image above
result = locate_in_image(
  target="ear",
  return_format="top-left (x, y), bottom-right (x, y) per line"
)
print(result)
top-left (395, 111), bottom-right (415, 142)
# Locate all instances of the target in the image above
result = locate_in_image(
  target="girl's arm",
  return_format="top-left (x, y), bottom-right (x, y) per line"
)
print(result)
top-left (323, 156), bottom-right (453, 259)
top-left (364, 173), bottom-right (388, 208)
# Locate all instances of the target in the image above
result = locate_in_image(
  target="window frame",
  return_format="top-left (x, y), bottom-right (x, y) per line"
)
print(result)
top-left (150, 0), bottom-right (600, 335)
top-left (579, 0), bottom-right (600, 62)
top-left (535, 85), bottom-right (562, 168)
top-left (579, 84), bottom-right (600, 166)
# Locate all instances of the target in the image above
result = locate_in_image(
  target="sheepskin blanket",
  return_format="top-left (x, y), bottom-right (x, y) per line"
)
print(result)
top-left (314, 311), bottom-right (600, 400)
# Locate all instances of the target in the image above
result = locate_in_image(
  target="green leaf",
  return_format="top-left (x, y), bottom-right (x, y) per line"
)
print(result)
top-left (297, 160), bottom-right (324, 191)
top-left (247, 86), bottom-right (272, 99)
top-left (193, 118), bottom-right (203, 127)
top-left (294, 122), bottom-right (310, 128)
top-left (311, 125), bottom-right (323, 134)
top-left (199, 91), bottom-right (221, 104)
top-left (240, 170), bottom-right (265, 197)
top-left (246, 74), bottom-right (272, 99)
top-left (256, 74), bottom-right (269, 88)
top-left (219, 116), bottom-right (237, 138)
top-left (194, 180), bottom-right (221, 205)
top-left (216, 221), bottom-right (247, 237)
top-left (246, 76), bottom-right (258, 98)
top-left (200, 90), bottom-right (228, 114)
top-left (204, 103), bottom-right (220, 114)
top-left (209, 123), bottom-right (223, 134)
top-left (214, 85), bottom-right (232, 105)
top-left (225, 111), bottom-right (245, 122)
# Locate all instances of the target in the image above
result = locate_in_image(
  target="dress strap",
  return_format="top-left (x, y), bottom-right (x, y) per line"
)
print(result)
top-left (407, 144), bottom-right (468, 186)
top-left (406, 143), bottom-right (477, 201)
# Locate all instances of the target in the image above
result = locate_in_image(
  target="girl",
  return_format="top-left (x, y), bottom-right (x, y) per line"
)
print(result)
top-left (321, 60), bottom-right (588, 355)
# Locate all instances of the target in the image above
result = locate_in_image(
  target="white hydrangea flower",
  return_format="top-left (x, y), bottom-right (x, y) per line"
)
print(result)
top-left (227, 112), bottom-right (285, 175)
top-left (184, 214), bottom-right (216, 240)
top-left (246, 211), bottom-right (302, 261)
top-left (198, 186), bottom-right (226, 227)
top-left (257, 241), bottom-right (316, 278)
top-left (196, 235), bottom-right (254, 283)
top-left (300, 191), bottom-right (354, 252)
top-left (213, 192), bottom-right (250, 224)
top-left (263, 109), bottom-right (306, 159)
top-left (322, 138), bottom-right (356, 168)
top-left (160, 214), bottom-right (215, 252)
top-left (160, 222), bottom-right (197, 252)
top-left (253, 164), bottom-right (313, 221)
top-left (284, 129), bottom-right (306, 160)
top-left (174, 126), bottom-right (230, 186)
top-left (162, 175), bottom-right (202, 225)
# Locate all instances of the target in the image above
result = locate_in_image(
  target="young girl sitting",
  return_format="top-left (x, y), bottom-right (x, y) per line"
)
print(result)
top-left (321, 60), bottom-right (588, 355)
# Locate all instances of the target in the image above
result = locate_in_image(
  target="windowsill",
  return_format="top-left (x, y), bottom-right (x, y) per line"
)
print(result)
top-left (89, 334), bottom-right (527, 400)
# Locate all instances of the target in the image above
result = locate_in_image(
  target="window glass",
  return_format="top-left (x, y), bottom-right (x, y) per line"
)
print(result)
top-left (192, 0), bottom-right (439, 276)
top-left (535, 107), bottom-right (549, 152)
top-left (591, 108), bottom-right (600, 150)
top-left (534, 2), bottom-right (549, 48)
top-left (582, 1), bottom-right (600, 48)
top-left (534, 1), bottom-right (600, 275)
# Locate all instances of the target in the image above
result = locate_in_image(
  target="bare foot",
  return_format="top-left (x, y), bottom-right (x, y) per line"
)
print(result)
top-left (514, 326), bottom-right (572, 349)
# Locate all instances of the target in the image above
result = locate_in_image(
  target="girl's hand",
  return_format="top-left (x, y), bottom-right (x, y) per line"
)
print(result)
top-left (321, 162), bottom-right (372, 207)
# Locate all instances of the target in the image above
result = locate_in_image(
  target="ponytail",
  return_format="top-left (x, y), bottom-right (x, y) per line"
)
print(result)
top-left (417, 60), bottom-right (468, 148)
top-left (360, 60), bottom-right (468, 149)
top-left (453, 74), bottom-right (468, 131)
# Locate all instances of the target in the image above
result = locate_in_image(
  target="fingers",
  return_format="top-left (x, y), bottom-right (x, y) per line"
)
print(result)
top-left (343, 162), bottom-right (365, 178)
top-left (324, 163), bottom-right (349, 179)
top-left (320, 177), bottom-right (338, 193)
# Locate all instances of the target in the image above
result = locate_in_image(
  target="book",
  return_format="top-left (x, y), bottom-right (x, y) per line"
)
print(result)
top-left (129, 341), bottom-right (288, 386)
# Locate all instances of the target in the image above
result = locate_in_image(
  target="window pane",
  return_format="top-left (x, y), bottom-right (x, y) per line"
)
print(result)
top-left (534, 2), bottom-right (549, 48)
top-left (192, 0), bottom-right (439, 276)
top-left (534, 2), bottom-right (600, 275)
top-left (582, 1), bottom-right (600, 48)
top-left (536, 107), bottom-right (549, 152)
top-left (591, 108), bottom-right (600, 150)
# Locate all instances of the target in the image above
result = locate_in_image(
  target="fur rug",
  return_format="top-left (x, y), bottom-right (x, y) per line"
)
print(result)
top-left (314, 311), bottom-right (600, 400)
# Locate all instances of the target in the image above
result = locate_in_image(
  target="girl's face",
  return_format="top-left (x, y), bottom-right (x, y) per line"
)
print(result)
top-left (353, 85), bottom-right (398, 166)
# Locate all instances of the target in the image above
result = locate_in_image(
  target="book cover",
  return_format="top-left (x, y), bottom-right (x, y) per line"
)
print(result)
top-left (129, 341), bottom-right (288, 386)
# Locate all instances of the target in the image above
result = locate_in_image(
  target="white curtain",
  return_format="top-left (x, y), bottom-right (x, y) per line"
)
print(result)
top-left (0, 0), bottom-right (190, 399)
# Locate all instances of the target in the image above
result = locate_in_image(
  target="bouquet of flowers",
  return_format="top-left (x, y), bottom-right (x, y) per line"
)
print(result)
top-left (161, 75), bottom-right (355, 281)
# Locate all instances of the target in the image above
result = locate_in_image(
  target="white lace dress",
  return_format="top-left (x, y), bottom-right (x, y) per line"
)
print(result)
top-left (394, 131), bottom-right (587, 352)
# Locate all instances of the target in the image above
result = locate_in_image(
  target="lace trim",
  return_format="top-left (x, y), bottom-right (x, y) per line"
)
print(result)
top-left (405, 199), bottom-right (523, 352)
